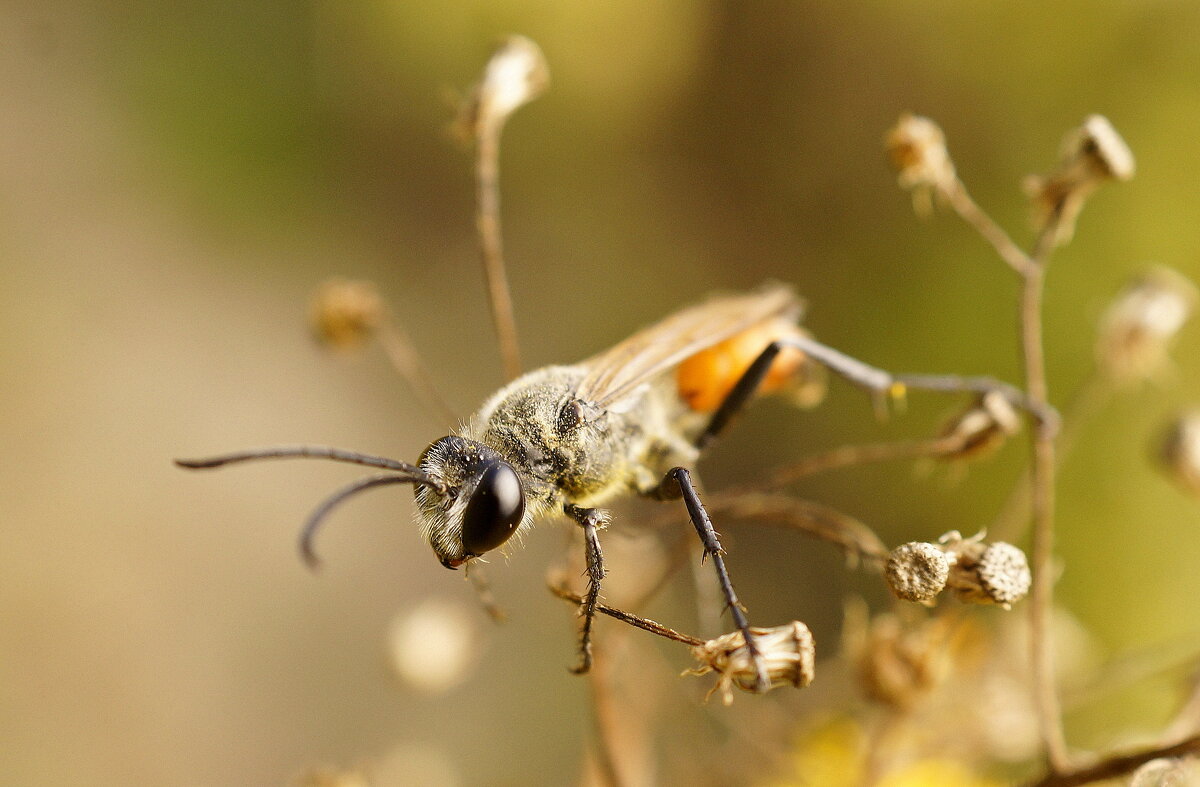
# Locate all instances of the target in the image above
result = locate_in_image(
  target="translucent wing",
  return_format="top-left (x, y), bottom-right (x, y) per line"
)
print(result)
top-left (574, 283), bottom-right (804, 408)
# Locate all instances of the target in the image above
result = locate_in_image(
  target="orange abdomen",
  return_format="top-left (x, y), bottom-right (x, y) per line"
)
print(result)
top-left (675, 319), bottom-right (808, 413)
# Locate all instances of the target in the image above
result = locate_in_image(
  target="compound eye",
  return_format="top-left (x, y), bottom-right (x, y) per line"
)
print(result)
top-left (461, 461), bottom-right (525, 555)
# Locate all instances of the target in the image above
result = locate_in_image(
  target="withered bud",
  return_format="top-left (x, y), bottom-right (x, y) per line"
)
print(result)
top-left (687, 621), bottom-right (815, 705)
top-left (854, 613), bottom-right (951, 710)
top-left (1096, 267), bottom-right (1198, 384)
top-left (309, 278), bottom-right (385, 350)
top-left (937, 390), bottom-right (1022, 461)
top-left (885, 541), bottom-right (949, 603)
top-left (1158, 410), bottom-right (1200, 497)
top-left (886, 113), bottom-right (956, 216)
top-left (941, 532), bottom-right (1031, 609)
top-left (1130, 757), bottom-right (1199, 787)
top-left (457, 35), bottom-right (549, 141)
top-left (1025, 114), bottom-right (1134, 246)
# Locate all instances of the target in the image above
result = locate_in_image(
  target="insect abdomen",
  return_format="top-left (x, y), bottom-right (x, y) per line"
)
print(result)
top-left (674, 319), bottom-right (809, 413)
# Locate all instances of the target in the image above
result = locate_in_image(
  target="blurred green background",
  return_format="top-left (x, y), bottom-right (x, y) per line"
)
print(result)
top-left (3, 2), bottom-right (1199, 784)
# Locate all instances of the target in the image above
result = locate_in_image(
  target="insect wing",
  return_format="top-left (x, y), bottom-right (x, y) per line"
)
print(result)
top-left (574, 284), bottom-right (804, 408)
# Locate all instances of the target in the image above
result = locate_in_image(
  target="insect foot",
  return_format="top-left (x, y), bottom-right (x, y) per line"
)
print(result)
top-left (686, 622), bottom-right (816, 706)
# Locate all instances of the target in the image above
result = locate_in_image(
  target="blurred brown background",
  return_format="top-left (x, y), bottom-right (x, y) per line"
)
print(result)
top-left (3, 2), bottom-right (1199, 784)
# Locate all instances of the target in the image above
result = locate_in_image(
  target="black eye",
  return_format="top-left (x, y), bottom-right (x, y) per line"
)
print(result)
top-left (461, 461), bottom-right (525, 555)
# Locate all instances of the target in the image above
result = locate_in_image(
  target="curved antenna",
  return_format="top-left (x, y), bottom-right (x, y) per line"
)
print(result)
top-left (175, 445), bottom-right (438, 484)
top-left (299, 472), bottom-right (431, 570)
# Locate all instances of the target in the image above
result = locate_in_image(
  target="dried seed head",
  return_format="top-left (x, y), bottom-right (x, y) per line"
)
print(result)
top-left (942, 534), bottom-right (1031, 609)
top-left (885, 541), bottom-right (950, 603)
top-left (936, 390), bottom-right (1022, 461)
top-left (1130, 757), bottom-right (1199, 787)
top-left (1096, 267), bottom-right (1198, 384)
top-left (309, 278), bottom-right (385, 350)
top-left (885, 113), bottom-right (956, 216)
top-left (1026, 114), bottom-right (1134, 246)
top-left (1158, 410), bottom-right (1200, 497)
top-left (853, 613), bottom-right (952, 710)
top-left (688, 621), bottom-right (815, 705)
top-left (457, 35), bottom-right (549, 141)
top-left (1067, 114), bottom-right (1136, 181)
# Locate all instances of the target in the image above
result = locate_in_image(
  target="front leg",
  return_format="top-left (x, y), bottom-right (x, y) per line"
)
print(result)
top-left (654, 467), bottom-right (770, 693)
top-left (564, 504), bottom-right (608, 675)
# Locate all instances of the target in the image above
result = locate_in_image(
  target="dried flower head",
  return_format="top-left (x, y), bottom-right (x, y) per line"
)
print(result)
top-left (886, 113), bottom-right (956, 216)
top-left (1158, 410), bottom-right (1200, 497)
top-left (1130, 757), bottom-right (1200, 787)
top-left (1096, 267), bottom-right (1198, 384)
top-left (456, 35), bottom-right (549, 141)
top-left (886, 541), bottom-right (950, 603)
top-left (688, 621), bottom-right (814, 705)
top-left (309, 278), bottom-right (385, 350)
top-left (941, 532), bottom-right (1031, 609)
top-left (1025, 114), bottom-right (1134, 246)
top-left (937, 390), bottom-right (1022, 461)
top-left (852, 612), bottom-right (953, 710)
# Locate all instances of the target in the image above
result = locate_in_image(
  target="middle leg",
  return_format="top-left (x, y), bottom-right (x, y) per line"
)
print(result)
top-left (655, 466), bottom-right (770, 693)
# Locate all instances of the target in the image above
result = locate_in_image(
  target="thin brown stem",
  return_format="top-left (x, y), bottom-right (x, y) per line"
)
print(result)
top-left (585, 642), bottom-right (627, 787)
top-left (946, 171), bottom-right (1071, 771)
top-left (550, 583), bottom-right (704, 646)
top-left (990, 372), bottom-right (1113, 543)
top-left (705, 492), bottom-right (890, 568)
top-left (942, 180), bottom-right (1037, 278)
top-left (1024, 266), bottom-right (1069, 772)
top-left (764, 434), bottom-right (966, 489)
top-left (377, 319), bottom-right (458, 428)
top-left (476, 127), bottom-right (523, 381)
top-left (1026, 733), bottom-right (1200, 787)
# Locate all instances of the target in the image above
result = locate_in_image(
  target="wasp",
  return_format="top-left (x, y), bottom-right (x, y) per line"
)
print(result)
top-left (178, 282), bottom-right (1031, 689)
top-left (177, 36), bottom-right (1034, 692)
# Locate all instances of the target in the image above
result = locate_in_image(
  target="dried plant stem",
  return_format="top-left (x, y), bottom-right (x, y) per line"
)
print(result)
top-left (706, 492), bottom-right (890, 568)
top-left (943, 180), bottom-right (1038, 278)
top-left (1025, 733), bottom-right (1200, 787)
top-left (765, 434), bottom-right (966, 488)
top-left (550, 583), bottom-right (704, 646)
top-left (945, 174), bottom-right (1070, 772)
top-left (377, 319), bottom-right (458, 428)
top-left (991, 373), bottom-right (1112, 543)
top-left (1021, 263), bottom-right (1071, 773)
top-left (476, 129), bottom-right (523, 381)
top-left (585, 643), bottom-right (627, 787)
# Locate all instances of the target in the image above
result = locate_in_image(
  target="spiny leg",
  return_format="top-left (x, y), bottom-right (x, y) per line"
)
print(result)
top-left (656, 467), bottom-right (769, 693)
top-left (565, 504), bottom-right (608, 675)
top-left (696, 335), bottom-right (1045, 450)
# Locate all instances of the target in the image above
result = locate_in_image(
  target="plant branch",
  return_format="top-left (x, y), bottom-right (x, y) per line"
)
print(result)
top-left (942, 180), bottom-right (1038, 278)
top-left (377, 318), bottom-right (459, 428)
top-left (549, 583), bottom-right (704, 647)
top-left (476, 128), bottom-right (523, 381)
top-left (945, 170), bottom-right (1071, 772)
top-left (1026, 733), bottom-right (1200, 787)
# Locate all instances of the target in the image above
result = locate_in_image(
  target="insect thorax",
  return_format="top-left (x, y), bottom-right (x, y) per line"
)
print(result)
top-left (467, 365), bottom-right (697, 510)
